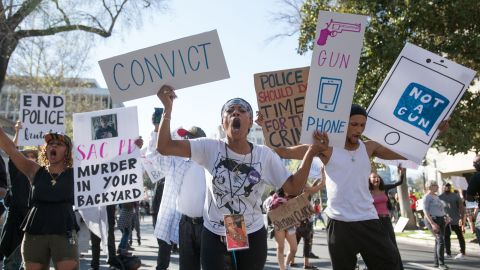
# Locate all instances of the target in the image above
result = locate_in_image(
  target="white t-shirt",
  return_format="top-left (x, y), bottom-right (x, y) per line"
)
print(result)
top-left (176, 162), bottom-right (207, 218)
top-left (190, 138), bottom-right (291, 235)
top-left (324, 141), bottom-right (378, 221)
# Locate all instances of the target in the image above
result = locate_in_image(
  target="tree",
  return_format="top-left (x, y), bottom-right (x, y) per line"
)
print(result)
top-left (0, 0), bottom-right (168, 93)
top-left (292, 0), bottom-right (480, 155)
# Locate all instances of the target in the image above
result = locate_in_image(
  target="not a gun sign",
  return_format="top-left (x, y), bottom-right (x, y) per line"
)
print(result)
top-left (254, 67), bottom-right (308, 148)
top-left (73, 107), bottom-right (143, 209)
top-left (18, 94), bottom-right (65, 146)
top-left (364, 43), bottom-right (476, 163)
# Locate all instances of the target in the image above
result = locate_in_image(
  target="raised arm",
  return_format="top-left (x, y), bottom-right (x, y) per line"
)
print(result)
top-left (385, 165), bottom-right (406, 190)
top-left (366, 140), bottom-right (406, 160)
top-left (0, 127), bottom-right (39, 180)
top-left (281, 131), bottom-right (328, 195)
top-left (156, 85), bottom-right (191, 158)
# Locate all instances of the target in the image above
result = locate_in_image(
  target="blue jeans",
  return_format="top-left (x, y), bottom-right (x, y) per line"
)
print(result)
top-left (118, 229), bottom-right (130, 250)
top-left (3, 245), bottom-right (23, 270)
top-left (475, 212), bottom-right (480, 247)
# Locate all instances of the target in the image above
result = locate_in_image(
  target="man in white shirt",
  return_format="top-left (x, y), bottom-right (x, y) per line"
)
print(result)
top-left (152, 126), bottom-right (207, 270)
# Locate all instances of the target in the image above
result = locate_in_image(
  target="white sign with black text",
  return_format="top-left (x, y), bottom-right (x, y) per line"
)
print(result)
top-left (73, 107), bottom-right (143, 209)
top-left (18, 94), bottom-right (65, 146)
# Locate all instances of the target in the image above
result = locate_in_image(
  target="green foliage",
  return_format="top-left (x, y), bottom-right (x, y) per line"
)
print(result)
top-left (298, 0), bottom-right (480, 154)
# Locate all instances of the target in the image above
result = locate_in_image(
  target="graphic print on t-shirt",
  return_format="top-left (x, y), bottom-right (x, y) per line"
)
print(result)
top-left (210, 153), bottom-right (262, 229)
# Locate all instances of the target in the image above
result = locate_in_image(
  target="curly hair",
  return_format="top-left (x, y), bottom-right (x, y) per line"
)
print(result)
top-left (38, 144), bottom-right (73, 168)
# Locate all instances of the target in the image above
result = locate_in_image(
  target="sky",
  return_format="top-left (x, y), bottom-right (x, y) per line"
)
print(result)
top-left (87, 0), bottom-right (312, 140)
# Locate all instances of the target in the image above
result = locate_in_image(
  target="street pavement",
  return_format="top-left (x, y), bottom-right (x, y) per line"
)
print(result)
top-left (76, 215), bottom-right (480, 270)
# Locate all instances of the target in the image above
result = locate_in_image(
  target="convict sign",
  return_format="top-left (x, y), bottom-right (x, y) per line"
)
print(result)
top-left (300, 11), bottom-right (368, 147)
top-left (99, 30), bottom-right (229, 103)
top-left (73, 107), bottom-right (143, 209)
top-left (254, 67), bottom-right (308, 148)
top-left (364, 43), bottom-right (476, 163)
top-left (18, 94), bottom-right (65, 146)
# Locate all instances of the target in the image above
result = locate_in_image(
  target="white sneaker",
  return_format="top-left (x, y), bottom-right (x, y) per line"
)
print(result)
top-left (454, 253), bottom-right (465, 260)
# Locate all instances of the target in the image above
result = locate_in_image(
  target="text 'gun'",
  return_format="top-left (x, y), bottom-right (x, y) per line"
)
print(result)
top-left (317, 19), bottom-right (361, 46)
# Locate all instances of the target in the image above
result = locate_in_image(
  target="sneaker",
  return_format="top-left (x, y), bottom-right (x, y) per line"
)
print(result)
top-left (454, 253), bottom-right (465, 260)
top-left (438, 265), bottom-right (449, 270)
top-left (308, 252), bottom-right (319, 259)
top-left (444, 253), bottom-right (452, 259)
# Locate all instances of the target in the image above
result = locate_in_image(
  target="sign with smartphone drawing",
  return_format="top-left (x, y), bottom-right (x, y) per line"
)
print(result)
top-left (364, 43), bottom-right (476, 163)
top-left (300, 11), bottom-right (368, 147)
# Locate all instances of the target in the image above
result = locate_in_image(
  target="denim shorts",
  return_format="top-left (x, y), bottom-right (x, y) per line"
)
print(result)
top-left (22, 232), bottom-right (78, 265)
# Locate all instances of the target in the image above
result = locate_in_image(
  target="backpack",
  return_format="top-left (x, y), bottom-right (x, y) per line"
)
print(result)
top-left (110, 254), bottom-right (141, 270)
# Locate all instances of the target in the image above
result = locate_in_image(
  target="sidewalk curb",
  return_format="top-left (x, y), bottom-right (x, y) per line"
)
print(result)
top-left (396, 235), bottom-right (480, 255)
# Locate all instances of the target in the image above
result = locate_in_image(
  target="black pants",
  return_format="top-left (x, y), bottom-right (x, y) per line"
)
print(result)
top-left (379, 216), bottom-right (404, 270)
top-left (201, 226), bottom-right (267, 270)
top-left (327, 218), bottom-right (400, 270)
top-left (179, 215), bottom-right (203, 270)
top-left (445, 223), bottom-right (465, 255)
top-left (90, 205), bottom-right (116, 268)
top-left (296, 221), bottom-right (314, 257)
top-left (156, 238), bottom-right (172, 270)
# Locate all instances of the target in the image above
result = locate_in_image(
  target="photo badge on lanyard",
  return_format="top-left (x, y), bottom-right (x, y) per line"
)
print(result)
top-left (224, 214), bottom-right (249, 251)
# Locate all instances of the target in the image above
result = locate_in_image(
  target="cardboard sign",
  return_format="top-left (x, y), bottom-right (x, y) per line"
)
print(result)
top-left (18, 94), bottom-right (65, 146)
top-left (267, 193), bottom-right (314, 231)
top-left (450, 176), bottom-right (468, 190)
top-left (374, 157), bottom-right (419, 170)
top-left (254, 67), bottom-right (308, 147)
top-left (73, 107), bottom-right (143, 209)
top-left (300, 11), bottom-right (367, 147)
top-left (140, 153), bottom-right (164, 183)
top-left (364, 43), bottom-right (476, 163)
top-left (99, 30), bottom-right (230, 103)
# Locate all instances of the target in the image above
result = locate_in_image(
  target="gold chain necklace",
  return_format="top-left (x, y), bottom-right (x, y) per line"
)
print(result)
top-left (47, 168), bottom-right (64, 186)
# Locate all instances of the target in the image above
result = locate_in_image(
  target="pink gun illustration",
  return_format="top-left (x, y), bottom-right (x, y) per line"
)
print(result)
top-left (317, 19), bottom-right (361, 46)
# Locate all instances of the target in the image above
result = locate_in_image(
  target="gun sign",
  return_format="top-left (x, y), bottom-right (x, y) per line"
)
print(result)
top-left (317, 19), bottom-right (361, 46)
top-left (300, 11), bottom-right (367, 147)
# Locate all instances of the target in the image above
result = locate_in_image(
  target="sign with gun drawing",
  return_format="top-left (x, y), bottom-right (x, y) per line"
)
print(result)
top-left (364, 43), bottom-right (476, 163)
top-left (254, 67), bottom-right (309, 148)
top-left (300, 11), bottom-right (368, 147)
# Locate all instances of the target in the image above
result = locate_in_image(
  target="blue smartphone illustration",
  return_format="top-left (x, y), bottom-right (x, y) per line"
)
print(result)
top-left (317, 77), bottom-right (342, 112)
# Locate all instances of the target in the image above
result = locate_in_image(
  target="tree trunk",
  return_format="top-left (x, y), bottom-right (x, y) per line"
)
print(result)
top-left (397, 180), bottom-right (416, 230)
top-left (0, 32), bottom-right (19, 93)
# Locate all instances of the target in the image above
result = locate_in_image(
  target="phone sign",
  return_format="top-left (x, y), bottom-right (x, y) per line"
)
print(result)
top-left (394, 82), bottom-right (449, 135)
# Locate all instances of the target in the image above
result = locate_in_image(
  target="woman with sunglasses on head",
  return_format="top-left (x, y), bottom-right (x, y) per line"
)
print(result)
top-left (155, 85), bottom-right (325, 270)
top-left (368, 165), bottom-right (405, 269)
top-left (0, 128), bottom-right (79, 270)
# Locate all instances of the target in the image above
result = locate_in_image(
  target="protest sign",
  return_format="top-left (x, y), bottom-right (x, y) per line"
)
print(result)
top-left (18, 94), bottom-right (65, 146)
top-left (73, 107), bottom-right (143, 209)
top-left (254, 67), bottom-right (308, 147)
top-left (99, 30), bottom-right (230, 103)
top-left (140, 153), bottom-right (164, 183)
top-left (374, 157), bottom-right (419, 170)
top-left (300, 11), bottom-right (367, 147)
top-left (267, 193), bottom-right (314, 231)
top-left (364, 43), bottom-right (476, 163)
top-left (450, 176), bottom-right (468, 190)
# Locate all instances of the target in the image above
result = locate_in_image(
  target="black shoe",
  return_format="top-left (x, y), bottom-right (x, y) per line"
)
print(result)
top-left (308, 252), bottom-right (319, 259)
top-left (137, 239), bottom-right (141, 246)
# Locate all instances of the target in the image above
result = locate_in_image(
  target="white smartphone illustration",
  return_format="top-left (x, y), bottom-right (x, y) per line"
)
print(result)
top-left (317, 77), bottom-right (342, 112)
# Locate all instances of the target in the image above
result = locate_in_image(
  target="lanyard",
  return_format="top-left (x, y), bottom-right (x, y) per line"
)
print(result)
top-left (224, 142), bottom-right (253, 199)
